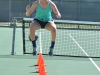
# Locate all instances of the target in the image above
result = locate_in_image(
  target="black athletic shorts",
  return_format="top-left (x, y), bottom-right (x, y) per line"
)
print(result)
top-left (34, 18), bottom-right (53, 28)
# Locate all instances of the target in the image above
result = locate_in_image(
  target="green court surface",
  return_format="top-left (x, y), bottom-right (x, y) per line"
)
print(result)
top-left (0, 27), bottom-right (100, 75)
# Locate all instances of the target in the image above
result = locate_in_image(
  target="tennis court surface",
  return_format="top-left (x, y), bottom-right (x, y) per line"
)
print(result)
top-left (0, 21), bottom-right (100, 75)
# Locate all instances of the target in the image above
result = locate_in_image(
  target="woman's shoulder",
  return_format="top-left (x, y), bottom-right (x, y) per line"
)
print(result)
top-left (50, 0), bottom-right (56, 8)
top-left (50, 0), bottom-right (56, 6)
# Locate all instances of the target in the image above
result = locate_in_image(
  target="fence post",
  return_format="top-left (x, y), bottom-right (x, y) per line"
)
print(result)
top-left (11, 19), bottom-right (17, 55)
top-left (78, 0), bottom-right (81, 28)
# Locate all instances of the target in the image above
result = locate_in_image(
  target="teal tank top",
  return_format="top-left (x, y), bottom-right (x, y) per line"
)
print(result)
top-left (35, 0), bottom-right (52, 22)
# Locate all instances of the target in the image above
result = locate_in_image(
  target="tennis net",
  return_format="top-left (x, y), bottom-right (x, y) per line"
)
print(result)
top-left (22, 18), bottom-right (100, 58)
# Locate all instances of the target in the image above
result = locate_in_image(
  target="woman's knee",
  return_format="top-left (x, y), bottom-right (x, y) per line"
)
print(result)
top-left (29, 23), bottom-right (35, 31)
top-left (51, 27), bottom-right (57, 33)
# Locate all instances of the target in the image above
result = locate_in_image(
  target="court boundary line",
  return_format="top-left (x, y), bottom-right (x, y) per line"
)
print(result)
top-left (68, 34), bottom-right (100, 72)
top-left (39, 31), bottom-right (42, 53)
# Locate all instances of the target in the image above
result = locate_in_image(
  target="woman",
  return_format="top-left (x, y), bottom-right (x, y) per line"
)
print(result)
top-left (26, 0), bottom-right (61, 56)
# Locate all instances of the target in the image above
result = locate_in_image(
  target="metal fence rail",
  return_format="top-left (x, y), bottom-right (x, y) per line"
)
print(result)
top-left (0, 0), bottom-right (100, 22)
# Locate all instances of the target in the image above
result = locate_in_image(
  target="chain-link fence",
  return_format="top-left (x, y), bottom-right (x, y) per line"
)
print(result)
top-left (0, 0), bottom-right (100, 22)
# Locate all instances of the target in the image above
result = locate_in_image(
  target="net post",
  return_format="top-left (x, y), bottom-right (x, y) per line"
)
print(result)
top-left (22, 19), bottom-right (26, 54)
top-left (11, 19), bottom-right (17, 55)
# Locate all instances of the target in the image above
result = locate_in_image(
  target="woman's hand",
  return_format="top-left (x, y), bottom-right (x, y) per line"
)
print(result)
top-left (56, 13), bottom-right (61, 18)
top-left (26, 4), bottom-right (30, 11)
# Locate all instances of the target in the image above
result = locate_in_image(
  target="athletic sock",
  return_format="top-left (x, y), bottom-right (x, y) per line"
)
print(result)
top-left (32, 40), bottom-right (36, 48)
top-left (50, 41), bottom-right (55, 48)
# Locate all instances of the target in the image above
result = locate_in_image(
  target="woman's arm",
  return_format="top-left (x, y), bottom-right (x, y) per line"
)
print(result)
top-left (50, 1), bottom-right (61, 18)
top-left (26, 1), bottom-right (38, 16)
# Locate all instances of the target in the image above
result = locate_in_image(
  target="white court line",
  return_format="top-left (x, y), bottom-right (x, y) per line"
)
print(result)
top-left (68, 34), bottom-right (100, 72)
top-left (39, 32), bottom-right (42, 53)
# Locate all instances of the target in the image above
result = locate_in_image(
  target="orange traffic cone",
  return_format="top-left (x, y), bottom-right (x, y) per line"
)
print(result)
top-left (42, 71), bottom-right (46, 75)
top-left (36, 58), bottom-right (42, 73)
top-left (36, 58), bottom-right (46, 73)
top-left (38, 65), bottom-right (42, 75)
top-left (34, 53), bottom-right (42, 66)
top-left (42, 64), bottom-right (47, 73)
top-left (39, 70), bottom-right (46, 75)
top-left (41, 57), bottom-right (46, 66)
top-left (40, 59), bottom-right (47, 73)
